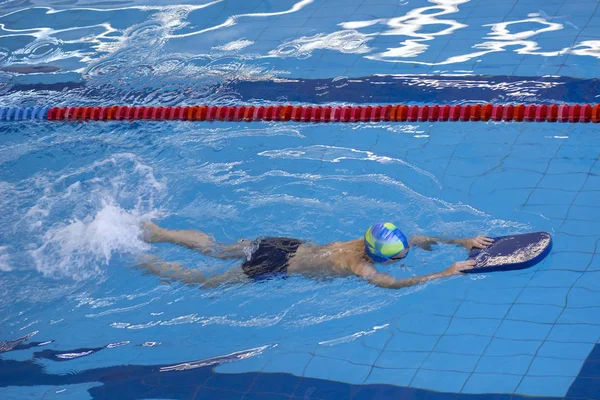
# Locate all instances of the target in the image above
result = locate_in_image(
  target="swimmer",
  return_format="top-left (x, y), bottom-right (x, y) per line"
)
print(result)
top-left (139, 221), bottom-right (493, 289)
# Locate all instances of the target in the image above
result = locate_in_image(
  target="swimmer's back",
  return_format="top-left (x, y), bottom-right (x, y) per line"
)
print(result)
top-left (287, 239), bottom-right (365, 277)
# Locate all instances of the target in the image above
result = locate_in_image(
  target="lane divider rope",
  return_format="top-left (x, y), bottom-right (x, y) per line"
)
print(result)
top-left (1, 104), bottom-right (599, 122)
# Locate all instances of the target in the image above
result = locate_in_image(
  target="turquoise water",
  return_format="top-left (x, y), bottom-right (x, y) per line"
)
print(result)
top-left (1, 1), bottom-right (600, 399)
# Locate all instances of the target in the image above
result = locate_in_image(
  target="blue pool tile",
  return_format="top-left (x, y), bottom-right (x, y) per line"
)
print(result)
top-left (583, 174), bottom-right (600, 191)
top-left (470, 3), bottom-right (514, 15)
top-left (386, 332), bottom-right (440, 352)
top-left (567, 377), bottom-right (600, 399)
top-left (574, 191), bottom-right (598, 207)
top-left (495, 320), bottom-right (552, 341)
top-left (463, 287), bottom-right (523, 305)
top-left (434, 335), bottom-right (491, 356)
top-left (526, 188), bottom-right (577, 206)
top-left (517, 286), bottom-right (568, 307)
top-left (561, 219), bottom-right (599, 236)
top-left (455, 302), bottom-right (511, 320)
top-left (250, 372), bottom-right (300, 395)
top-left (352, 383), bottom-right (409, 400)
top-left (551, 233), bottom-right (597, 253)
top-left (244, 392), bottom-right (291, 400)
top-left (557, 307), bottom-right (599, 325)
top-left (471, 189), bottom-right (532, 217)
top-left (560, 65), bottom-right (600, 80)
top-left (294, 376), bottom-right (350, 399)
top-left (445, 318), bottom-right (501, 337)
top-left (204, 371), bottom-right (258, 392)
top-left (215, 354), bottom-right (268, 374)
top-left (475, 355), bottom-right (533, 375)
top-left (195, 387), bottom-right (248, 400)
top-left (396, 313), bottom-right (451, 336)
top-left (588, 345), bottom-right (600, 361)
top-left (455, 143), bottom-right (512, 159)
top-left (304, 356), bottom-right (371, 385)
top-left (513, 64), bottom-right (549, 77)
top-left (484, 338), bottom-right (541, 357)
top-left (501, 157), bottom-right (547, 173)
top-left (528, 270), bottom-right (582, 288)
top-left (557, 1), bottom-right (598, 14)
top-left (511, 144), bottom-right (557, 160)
top-left (354, 4), bottom-right (400, 17)
top-left (538, 341), bottom-right (594, 360)
top-left (421, 352), bottom-right (479, 373)
top-left (375, 350), bottom-right (429, 370)
top-left (547, 323), bottom-right (600, 343)
top-left (315, 342), bottom-right (381, 366)
top-left (398, 298), bottom-right (463, 319)
top-left (585, 257), bottom-right (600, 272)
top-left (522, 204), bottom-right (568, 220)
top-left (461, 373), bottom-right (522, 394)
top-left (262, 353), bottom-right (313, 376)
top-left (574, 270), bottom-right (600, 290)
top-left (364, 367), bottom-right (417, 386)
top-left (528, 356), bottom-right (584, 377)
top-left (361, 328), bottom-right (393, 351)
top-left (516, 376), bottom-right (575, 397)
top-left (547, 159), bottom-right (591, 175)
top-left (258, 26), bottom-right (302, 41)
top-left (578, 361), bottom-right (600, 378)
top-left (470, 169), bottom-right (540, 193)
top-left (404, 388), bottom-right (459, 400)
top-left (567, 287), bottom-right (600, 308)
top-left (555, 145), bottom-right (600, 160)
top-left (568, 205), bottom-right (600, 222)
top-left (506, 304), bottom-right (562, 324)
top-left (411, 369), bottom-right (470, 393)
top-left (544, 251), bottom-right (592, 271)
top-left (445, 157), bottom-right (505, 179)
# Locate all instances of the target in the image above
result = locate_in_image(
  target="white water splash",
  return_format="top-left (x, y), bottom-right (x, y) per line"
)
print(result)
top-left (30, 203), bottom-right (151, 280)
top-left (213, 39), bottom-right (254, 52)
top-left (270, 30), bottom-right (371, 59)
top-left (160, 345), bottom-right (272, 372)
top-left (0, 246), bottom-right (11, 272)
top-left (19, 153), bottom-right (165, 281)
top-left (318, 324), bottom-right (389, 346)
top-left (258, 145), bottom-right (440, 187)
top-left (56, 350), bottom-right (94, 359)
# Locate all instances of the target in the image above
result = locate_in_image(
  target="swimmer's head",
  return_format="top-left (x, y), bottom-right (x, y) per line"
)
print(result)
top-left (364, 222), bottom-right (409, 263)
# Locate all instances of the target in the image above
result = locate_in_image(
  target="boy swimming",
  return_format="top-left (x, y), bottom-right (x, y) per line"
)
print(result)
top-left (140, 221), bottom-right (492, 289)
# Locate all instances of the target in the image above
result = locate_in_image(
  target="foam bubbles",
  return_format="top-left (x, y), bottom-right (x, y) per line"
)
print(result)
top-left (269, 30), bottom-right (372, 59)
top-left (0, 246), bottom-right (11, 272)
top-left (213, 39), bottom-right (254, 52)
top-left (6, 153), bottom-right (167, 281)
top-left (30, 203), bottom-right (151, 280)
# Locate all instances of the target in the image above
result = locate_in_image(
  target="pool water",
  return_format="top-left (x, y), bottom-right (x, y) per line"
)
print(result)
top-left (1, 0), bottom-right (599, 399)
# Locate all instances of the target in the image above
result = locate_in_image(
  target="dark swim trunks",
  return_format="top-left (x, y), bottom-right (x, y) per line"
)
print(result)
top-left (241, 237), bottom-right (304, 280)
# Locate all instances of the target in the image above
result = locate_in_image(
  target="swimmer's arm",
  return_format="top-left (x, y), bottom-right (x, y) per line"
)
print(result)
top-left (409, 234), bottom-right (493, 251)
top-left (355, 261), bottom-right (476, 289)
top-left (143, 222), bottom-right (248, 259)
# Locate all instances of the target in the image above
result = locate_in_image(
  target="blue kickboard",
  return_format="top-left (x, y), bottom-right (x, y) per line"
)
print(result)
top-left (463, 232), bottom-right (552, 273)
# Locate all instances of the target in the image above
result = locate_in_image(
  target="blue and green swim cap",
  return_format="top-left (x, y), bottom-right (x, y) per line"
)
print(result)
top-left (364, 222), bottom-right (409, 262)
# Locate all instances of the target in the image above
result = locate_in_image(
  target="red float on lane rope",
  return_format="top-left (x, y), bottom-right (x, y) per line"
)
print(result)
top-left (38, 104), bottom-right (600, 123)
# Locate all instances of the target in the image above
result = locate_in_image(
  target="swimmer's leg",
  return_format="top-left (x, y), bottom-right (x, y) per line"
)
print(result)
top-left (137, 257), bottom-right (207, 284)
top-left (142, 221), bottom-right (250, 259)
top-left (137, 256), bottom-right (248, 287)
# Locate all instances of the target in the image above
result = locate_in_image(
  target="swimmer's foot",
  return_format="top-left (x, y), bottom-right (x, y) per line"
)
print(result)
top-left (141, 221), bottom-right (165, 243)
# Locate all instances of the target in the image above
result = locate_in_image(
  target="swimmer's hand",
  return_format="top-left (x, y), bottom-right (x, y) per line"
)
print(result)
top-left (443, 260), bottom-right (476, 276)
top-left (461, 235), bottom-right (493, 251)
